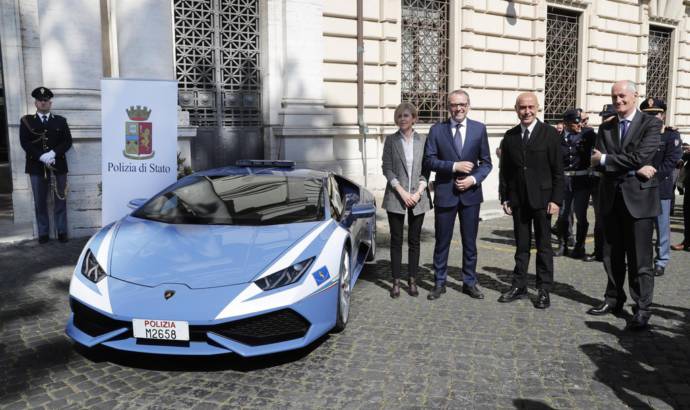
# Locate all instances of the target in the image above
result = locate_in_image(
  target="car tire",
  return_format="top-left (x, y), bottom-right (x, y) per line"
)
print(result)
top-left (365, 218), bottom-right (376, 263)
top-left (333, 247), bottom-right (351, 332)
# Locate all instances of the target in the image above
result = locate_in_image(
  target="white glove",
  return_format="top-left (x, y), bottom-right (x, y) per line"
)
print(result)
top-left (39, 152), bottom-right (50, 163)
top-left (46, 150), bottom-right (56, 160)
top-left (48, 158), bottom-right (56, 165)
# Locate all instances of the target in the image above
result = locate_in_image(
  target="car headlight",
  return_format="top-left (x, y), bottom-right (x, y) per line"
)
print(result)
top-left (81, 249), bottom-right (107, 283)
top-left (255, 257), bottom-right (315, 291)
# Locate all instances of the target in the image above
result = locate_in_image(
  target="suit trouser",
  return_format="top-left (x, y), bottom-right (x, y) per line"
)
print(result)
top-left (387, 210), bottom-right (425, 279)
top-left (555, 176), bottom-right (589, 247)
top-left (654, 199), bottom-right (671, 268)
top-left (602, 190), bottom-right (654, 316)
top-left (30, 173), bottom-right (67, 237)
top-left (511, 205), bottom-right (553, 290)
top-left (590, 178), bottom-right (604, 258)
top-left (683, 189), bottom-right (690, 245)
top-left (433, 203), bottom-right (481, 286)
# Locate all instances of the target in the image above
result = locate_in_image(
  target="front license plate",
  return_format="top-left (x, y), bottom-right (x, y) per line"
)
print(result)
top-left (132, 319), bottom-right (189, 341)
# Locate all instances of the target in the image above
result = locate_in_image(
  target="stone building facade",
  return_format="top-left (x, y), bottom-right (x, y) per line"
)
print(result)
top-left (0, 0), bottom-right (688, 238)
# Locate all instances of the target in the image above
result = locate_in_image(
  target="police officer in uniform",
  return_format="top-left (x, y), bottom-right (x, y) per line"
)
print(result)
top-left (19, 87), bottom-right (73, 243)
top-left (641, 98), bottom-right (682, 276)
top-left (584, 104), bottom-right (617, 262)
top-left (554, 109), bottom-right (596, 258)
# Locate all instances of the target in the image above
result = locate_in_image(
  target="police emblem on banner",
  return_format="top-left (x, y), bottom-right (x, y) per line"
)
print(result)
top-left (124, 105), bottom-right (155, 159)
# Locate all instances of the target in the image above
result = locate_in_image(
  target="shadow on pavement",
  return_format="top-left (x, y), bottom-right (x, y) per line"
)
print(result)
top-left (481, 265), bottom-right (602, 308)
top-left (512, 399), bottom-right (557, 409)
top-left (581, 303), bottom-right (690, 409)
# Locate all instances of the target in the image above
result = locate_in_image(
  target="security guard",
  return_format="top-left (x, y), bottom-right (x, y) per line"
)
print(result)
top-left (641, 97), bottom-right (682, 276)
top-left (554, 109), bottom-right (596, 258)
top-left (19, 86), bottom-right (73, 243)
top-left (584, 104), bottom-right (617, 262)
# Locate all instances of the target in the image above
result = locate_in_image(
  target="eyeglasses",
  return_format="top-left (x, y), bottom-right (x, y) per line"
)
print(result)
top-left (449, 103), bottom-right (469, 109)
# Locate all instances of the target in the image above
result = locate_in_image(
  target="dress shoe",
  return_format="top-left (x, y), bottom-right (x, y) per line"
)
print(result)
top-left (586, 302), bottom-right (623, 316)
top-left (533, 289), bottom-right (550, 309)
top-left (584, 253), bottom-right (602, 262)
top-left (38, 235), bottom-right (49, 244)
top-left (58, 233), bottom-right (69, 243)
top-left (671, 242), bottom-right (690, 251)
top-left (569, 247), bottom-right (585, 259)
top-left (654, 266), bottom-right (665, 277)
top-left (390, 279), bottom-right (401, 298)
top-left (462, 284), bottom-right (484, 299)
top-left (498, 287), bottom-right (527, 303)
top-left (427, 284), bottom-right (446, 300)
top-left (407, 277), bottom-right (419, 297)
top-left (625, 314), bottom-right (649, 331)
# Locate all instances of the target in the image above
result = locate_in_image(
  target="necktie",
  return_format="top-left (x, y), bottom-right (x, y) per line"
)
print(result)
top-left (41, 115), bottom-right (47, 124)
top-left (454, 123), bottom-right (463, 154)
top-left (619, 120), bottom-right (629, 142)
top-left (522, 128), bottom-right (530, 144)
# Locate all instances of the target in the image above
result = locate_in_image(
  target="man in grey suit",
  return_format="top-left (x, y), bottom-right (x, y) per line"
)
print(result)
top-left (588, 80), bottom-right (662, 330)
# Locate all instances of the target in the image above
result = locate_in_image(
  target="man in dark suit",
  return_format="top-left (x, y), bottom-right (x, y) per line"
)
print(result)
top-left (19, 86), bottom-right (73, 243)
top-left (588, 80), bottom-right (662, 330)
top-left (423, 89), bottom-right (493, 300)
top-left (498, 92), bottom-right (563, 309)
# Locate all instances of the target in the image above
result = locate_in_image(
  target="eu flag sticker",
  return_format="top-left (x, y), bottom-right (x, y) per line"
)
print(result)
top-left (312, 267), bottom-right (330, 285)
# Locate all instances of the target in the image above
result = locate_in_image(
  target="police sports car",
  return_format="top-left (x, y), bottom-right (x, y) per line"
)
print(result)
top-left (66, 160), bottom-right (376, 356)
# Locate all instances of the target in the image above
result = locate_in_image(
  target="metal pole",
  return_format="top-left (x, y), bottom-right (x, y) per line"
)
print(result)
top-left (357, 0), bottom-right (367, 187)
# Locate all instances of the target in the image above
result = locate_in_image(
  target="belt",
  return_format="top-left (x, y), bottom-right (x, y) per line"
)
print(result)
top-left (563, 170), bottom-right (590, 177)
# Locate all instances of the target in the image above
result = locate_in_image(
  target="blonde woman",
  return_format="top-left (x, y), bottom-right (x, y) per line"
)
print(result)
top-left (381, 102), bottom-right (432, 298)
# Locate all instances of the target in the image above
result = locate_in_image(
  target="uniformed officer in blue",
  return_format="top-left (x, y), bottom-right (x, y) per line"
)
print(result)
top-left (641, 97), bottom-right (682, 276)
top-left (19, 86), bottom-right (73, 243)
top-left (554, 108), bottom-right (596, 258)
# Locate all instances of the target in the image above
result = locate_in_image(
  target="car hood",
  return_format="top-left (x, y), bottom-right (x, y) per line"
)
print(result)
top-left (107, 216), bottom-right (323, 289)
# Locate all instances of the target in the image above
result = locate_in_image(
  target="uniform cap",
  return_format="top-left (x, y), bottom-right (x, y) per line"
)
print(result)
top-left (31, 86), bottom-right (54, 100)
top-left (598, 104), bottom-right (615, 118)
top-left (639, 97), bottom-right (666, 113)
top-left (562, 109), bottom-right (581, 124)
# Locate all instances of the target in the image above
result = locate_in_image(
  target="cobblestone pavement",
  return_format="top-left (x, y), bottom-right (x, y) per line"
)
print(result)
top-left (1, 203), bottom-right (689, 409)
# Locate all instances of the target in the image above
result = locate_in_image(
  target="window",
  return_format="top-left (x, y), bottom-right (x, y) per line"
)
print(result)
top-left (646, 27), bottom-right (672, 101)
top-left (544, 8), bottom-right (579, 123)
top-left (401, 0), bottom-right (449, 124)
top-left (173, 0), bottom-right (261, 127)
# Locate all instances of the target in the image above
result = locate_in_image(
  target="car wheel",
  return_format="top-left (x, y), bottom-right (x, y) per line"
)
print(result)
top-left (333, 247), bottom-right (351, 332)
top-left (365, 218), bottom-right (376, 262)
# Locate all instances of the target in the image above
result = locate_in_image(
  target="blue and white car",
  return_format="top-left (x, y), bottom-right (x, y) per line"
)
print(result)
top-left (66, 160), bottom-right (376, 356)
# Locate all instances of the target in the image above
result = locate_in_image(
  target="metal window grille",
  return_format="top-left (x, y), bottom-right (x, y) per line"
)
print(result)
top-left (646, 27), bottom-right (671, 101)
top-left (544, 8), bottom-right (579, 123)
top-left (401, 0), bottom-right (449, 124)
top-left (173, 0), bottom-right (261, 127)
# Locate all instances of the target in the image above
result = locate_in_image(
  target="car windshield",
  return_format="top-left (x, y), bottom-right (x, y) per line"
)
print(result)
top-left (133, 174), bottom-right (324, 225)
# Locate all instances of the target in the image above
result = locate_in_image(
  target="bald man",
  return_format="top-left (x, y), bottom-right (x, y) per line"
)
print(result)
top-left (498, 93), bottom-right (564, 309)
top-left (588, 80), bottom-right (662, 330)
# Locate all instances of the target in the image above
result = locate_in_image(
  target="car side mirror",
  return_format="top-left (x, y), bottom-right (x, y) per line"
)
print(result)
top-left (351, 203), bottom-right (375, 219)
top-left (127, 198), bottom-right (147, 210)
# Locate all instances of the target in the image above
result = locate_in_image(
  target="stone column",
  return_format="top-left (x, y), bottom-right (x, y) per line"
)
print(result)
top-left (35, 0), bottom-right (104, 237)
top-left (113, 0), bottom-right (175, 80)
top-left (273, 0), bottom-right (336, 169)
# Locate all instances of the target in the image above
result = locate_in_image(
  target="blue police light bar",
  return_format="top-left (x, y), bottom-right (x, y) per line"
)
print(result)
top-left (236, 159), bottom-right (296, 168)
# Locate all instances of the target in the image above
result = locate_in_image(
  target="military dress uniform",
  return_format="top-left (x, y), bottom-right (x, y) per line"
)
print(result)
top-left (554, 110), bottom-right (596, 258)
top-left (642, 98), bottom-right (683, 276)
top-left (19, 87), bottom-right (73, 242)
